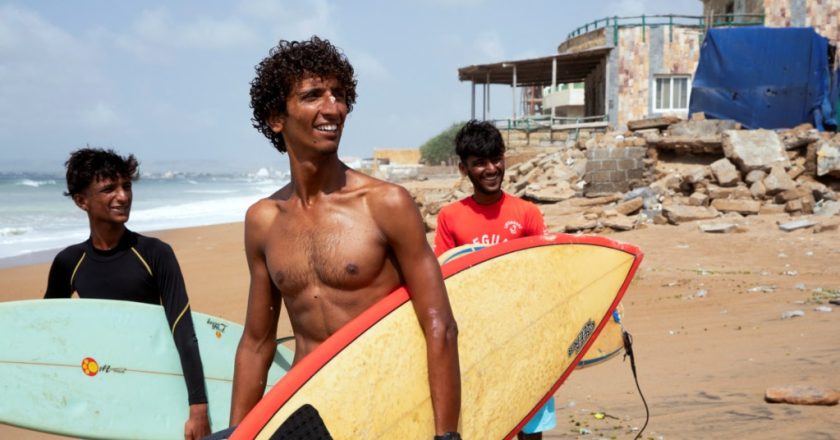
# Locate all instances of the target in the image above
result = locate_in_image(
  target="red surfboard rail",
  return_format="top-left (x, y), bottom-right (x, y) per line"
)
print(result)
top-left (231, 233), bottom-right (643, 439)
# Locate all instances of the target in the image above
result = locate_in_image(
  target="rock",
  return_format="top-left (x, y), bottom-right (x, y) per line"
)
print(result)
top-left (785, 199), bottom-right (803, 213)
top-left (709, 158), bottom-right (741, 187)
top-left (615, 197), bottom-right (644, 215)
top-left (781, 310), bottom-right (805, 319)
top-left (777, 219), bottom-right (817, 231)
top-left (627, 116), bottom-right (681, 131)
top-left (563, 216), bottom-right (598, 232)
top-left (723, 129), bottom-right (790, 172)
top-left (689, 192), bottom-right (709, 206)
top-left (699, 223), bottom-right (738, 233)
top-left (744, 169), bottom-right (767, 184)
top-left (602, 214), bottom-right (636, 231)
top-left (816, 140), bottom-right (840, 177)
top-left (814, 305), bottom-right (833, 312)
top-left (813, 219), bottom-right (840, 233)
top-left (524, 185), bottom-right (576, 203)
top-left (667, 119), bottom-right (739, 137)
top-left (760, 203), bottom-right (787, 215)
top-left (765, 385), bottom-right (840, 406)
top-left (749, 181), bottom-right (767, 199)
top-left (663, 204), bottom-right (720, 224)
top-left (710, 199), bottom-right (761, 215)
top-left (763, 164), bottom-right (797, 195)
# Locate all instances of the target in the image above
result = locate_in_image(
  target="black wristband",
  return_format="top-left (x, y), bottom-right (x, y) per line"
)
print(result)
top-left (434, 433), bottom-right (462, 440)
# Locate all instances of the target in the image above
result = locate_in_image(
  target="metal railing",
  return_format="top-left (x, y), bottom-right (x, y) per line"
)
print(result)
top-left (565, 14), bottom-right (765, 44)
top-left (491, 114), bottom-right (609, 132)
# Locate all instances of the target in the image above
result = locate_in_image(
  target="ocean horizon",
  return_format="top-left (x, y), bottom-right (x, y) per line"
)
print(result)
top-left (0, 168), bottom-right (290, 268)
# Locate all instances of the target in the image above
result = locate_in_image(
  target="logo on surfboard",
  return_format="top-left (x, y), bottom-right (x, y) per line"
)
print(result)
top-left (81, 357), bottom-right (126, 376)
top-left (567, 319), bottom-right (596, 358)
top-left (206, 318), bottom-right (228, 338)
top-left (81, 357), bottom-right (99, 376)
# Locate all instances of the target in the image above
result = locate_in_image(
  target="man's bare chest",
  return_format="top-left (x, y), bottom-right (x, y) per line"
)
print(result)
top-left (264, 210), bottom-right (389, 294)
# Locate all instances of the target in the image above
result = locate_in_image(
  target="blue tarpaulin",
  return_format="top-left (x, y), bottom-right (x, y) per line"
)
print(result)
top-left (689, 27), bottom-right (837, 131)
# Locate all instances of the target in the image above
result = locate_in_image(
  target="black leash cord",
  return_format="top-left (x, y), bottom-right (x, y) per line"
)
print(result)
top-left (623, 330), bottom-right (649, 440)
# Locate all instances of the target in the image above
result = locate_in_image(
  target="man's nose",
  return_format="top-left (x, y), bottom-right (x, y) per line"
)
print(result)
top-left (115, 188), bottom-right (130, 202)
top-left (321, 94), bottom-right (341, 116)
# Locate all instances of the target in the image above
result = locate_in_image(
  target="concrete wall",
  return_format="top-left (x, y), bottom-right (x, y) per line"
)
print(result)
top-left (702, 0), bottom-right (764, 16)
top-left (559, 27), bottom-right (607, 54)
top-left (610, 26), bottom-right (703, 128)
top-left (764, 0), bottom-right (840, 48)
top-left (584, 146), bottom-right (649, 195)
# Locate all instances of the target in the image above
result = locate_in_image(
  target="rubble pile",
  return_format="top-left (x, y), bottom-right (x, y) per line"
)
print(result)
top-left (410, 118), bottom-right (840, 235)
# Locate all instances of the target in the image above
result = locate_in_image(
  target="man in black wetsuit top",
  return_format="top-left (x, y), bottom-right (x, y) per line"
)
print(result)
top-left (44, 148), bottom-right (211, 440)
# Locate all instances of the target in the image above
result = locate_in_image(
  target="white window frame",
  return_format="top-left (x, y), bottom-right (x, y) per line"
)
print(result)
top-left (652, 75), bottom-right (691, 113)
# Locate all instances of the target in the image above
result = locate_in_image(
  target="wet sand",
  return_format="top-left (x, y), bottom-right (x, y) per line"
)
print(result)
top-left (2, 216), bottom-right (839, 439)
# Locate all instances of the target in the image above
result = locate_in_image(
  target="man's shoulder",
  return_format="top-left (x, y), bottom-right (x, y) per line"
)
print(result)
top-left (439, 196), bottom-right (473, 216)
top-left (133, 232), bottom-right (174, 255)
top-left (53, 241), bottom-right (88, 264)
top-left (503, 192), bottom-right (539, 210)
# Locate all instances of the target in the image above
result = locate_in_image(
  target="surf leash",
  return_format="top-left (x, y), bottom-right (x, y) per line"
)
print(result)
top-left (622, 330), bottom-right (649, 440)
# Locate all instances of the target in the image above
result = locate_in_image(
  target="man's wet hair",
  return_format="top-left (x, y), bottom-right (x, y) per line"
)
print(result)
top-left (64, 147), bottom-right (139, 197)
top-left (454, 120), bottom-right (506, 163)
top-left (250, 36), bottom-right (358, 153)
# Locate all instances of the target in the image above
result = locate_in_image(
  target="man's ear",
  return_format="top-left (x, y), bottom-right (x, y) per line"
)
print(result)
top-left (457, 161), bottom-right (467, 177)
top-left (268, 113), bottom-right (285, 134)
top-left (72, 193), bottom-right (88, 212)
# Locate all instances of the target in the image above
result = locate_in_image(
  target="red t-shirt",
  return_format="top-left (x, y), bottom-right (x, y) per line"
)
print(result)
top-left (434, 192), bottom-right (545, 256)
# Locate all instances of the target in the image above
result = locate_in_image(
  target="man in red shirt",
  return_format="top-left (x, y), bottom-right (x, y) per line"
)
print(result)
top-left (434, 120), bottom-right (554, 439)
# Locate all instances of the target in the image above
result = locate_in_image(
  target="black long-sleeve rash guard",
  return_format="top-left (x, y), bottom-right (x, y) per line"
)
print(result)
top-left (45, 229), bottom-right (208, 405)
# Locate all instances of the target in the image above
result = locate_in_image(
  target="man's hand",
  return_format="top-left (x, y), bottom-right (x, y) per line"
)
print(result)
top-left (184, 403), bottom-right (211, 440)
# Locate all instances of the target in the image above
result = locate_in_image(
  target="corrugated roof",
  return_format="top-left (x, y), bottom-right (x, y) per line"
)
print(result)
top-left (457, 47), bottom-right (612, 86)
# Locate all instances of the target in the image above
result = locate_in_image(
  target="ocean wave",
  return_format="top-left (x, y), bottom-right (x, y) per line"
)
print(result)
top-left (0, 226), bottom-right (33, 237)
top-left (16, 179), bottom-right (57, 188)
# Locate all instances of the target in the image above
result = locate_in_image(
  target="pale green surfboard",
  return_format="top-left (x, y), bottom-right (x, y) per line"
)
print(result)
top-left (0, 299), bottom-right (293, 440)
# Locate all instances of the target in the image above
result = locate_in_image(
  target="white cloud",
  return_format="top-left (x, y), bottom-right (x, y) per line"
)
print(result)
top-left (238, 0), bottom-right (337, 41)
top-left (473, 31), bottom-right (505, 62)
top-left (351, 51), bottom-right (390, 80)
top-left (81, 102), bottom-right (120, 128)
top-left (0, 5), bottom-right (106, 131)
top-left (114, 6), bottom-right (259, 61)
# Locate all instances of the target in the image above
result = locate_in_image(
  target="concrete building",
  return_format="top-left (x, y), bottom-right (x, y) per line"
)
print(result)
top-left (458, 0), bottom-right (837, 134)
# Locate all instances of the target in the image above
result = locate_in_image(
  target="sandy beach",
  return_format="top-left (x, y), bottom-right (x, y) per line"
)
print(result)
top-left (2, 214), bottom-right (838, 439)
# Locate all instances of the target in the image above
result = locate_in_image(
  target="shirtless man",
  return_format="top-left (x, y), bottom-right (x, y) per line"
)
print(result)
top-left (229, 37), bottom-right (461, 439)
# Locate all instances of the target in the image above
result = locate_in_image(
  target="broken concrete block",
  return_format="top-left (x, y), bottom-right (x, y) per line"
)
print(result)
top-left (749, 181), bottom-right (767, 199)
top-left (787, 165), bottom-right (805, 180)
top-left (615, 197), bottom-right (644, 215)
top-left (525, 185), bottom-right (576, 203)
top-left (723, 129), bottom-right (790, 172)
top-left (710, 158), bottom-right (741, 187)
top-left (699, 222), bottom-right (738, 233)
top-left (765, 385), bottom-right (840, 406)
top-left (778, 219), bottom-right (817, 231)
top-left (710, 198), bottom-right (761, 215)
top-left (816, 140), bottom-right (840, 177)
top-left (602, 214), bottom-right (636, 231)
top-left (627, 116), bottom-right (681, 131)
top-left (689, 192), bottom-right (709, 206)
top-left (763, 165), bottom-right (797, 195)
top-left (663, 203), bottom-right (720, 224)
top-left (668, 119), bottom-right (739, 137)
top-left (760, 203), bottom-right (787, 215)
top-left (744, 169), bottom-right (767, 184)
top-left (785, 199), bottom-right (804, 213)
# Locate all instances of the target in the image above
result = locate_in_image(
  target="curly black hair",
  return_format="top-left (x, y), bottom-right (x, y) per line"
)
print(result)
top-left (64, 147), bottom-right (139, 197)
top-left (454, 120), bottom-right (506, 162)
top-left (250, 36), bottom-right (358, 153)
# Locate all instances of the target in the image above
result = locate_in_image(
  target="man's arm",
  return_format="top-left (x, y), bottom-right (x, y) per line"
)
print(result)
top-left (374, 185), bottom-right (461, 436)
top-left (152, 242), bottom-right (210, 440)
top-left (44, 248), bottom-right (78, 298)
top-left (230, 201), bottom-right (282, 425)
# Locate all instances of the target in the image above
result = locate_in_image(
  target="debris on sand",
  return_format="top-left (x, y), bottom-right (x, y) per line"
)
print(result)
top-left (765, 385), bottom-right (840, 406)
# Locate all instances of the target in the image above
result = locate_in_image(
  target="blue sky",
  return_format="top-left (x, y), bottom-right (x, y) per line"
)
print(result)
top-left (0, 0), bottom-right (701, 173)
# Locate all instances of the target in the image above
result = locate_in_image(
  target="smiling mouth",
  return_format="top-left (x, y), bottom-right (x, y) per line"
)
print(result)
top-left (315, 124), bottom-right (338, 133)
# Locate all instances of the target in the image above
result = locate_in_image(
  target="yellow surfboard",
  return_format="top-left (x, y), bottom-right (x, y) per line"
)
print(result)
top-left (439, 242), bottom-right (626, 370)
top-left (233, 234), bottom-right (643, 439)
